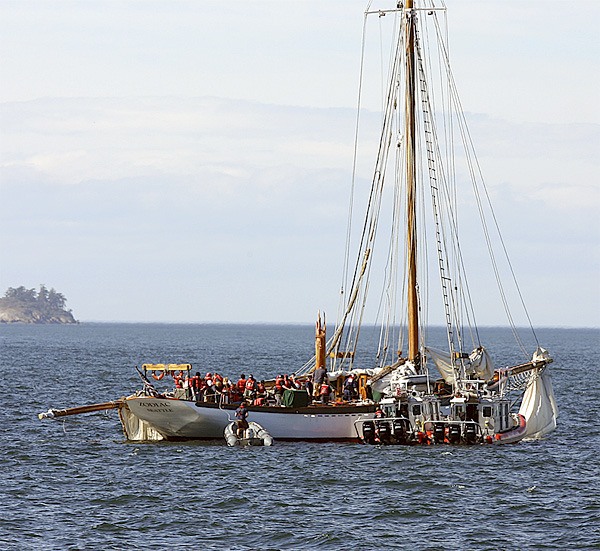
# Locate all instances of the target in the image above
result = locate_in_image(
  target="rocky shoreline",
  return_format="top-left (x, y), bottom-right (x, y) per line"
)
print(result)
top-left (0, 304), bottom-right (78, 324)
top-left (0, 286), bottom-right (78, 324)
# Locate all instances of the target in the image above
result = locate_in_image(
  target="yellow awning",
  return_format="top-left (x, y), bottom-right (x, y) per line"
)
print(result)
top-left (142, 363), bottom-right (192, 371)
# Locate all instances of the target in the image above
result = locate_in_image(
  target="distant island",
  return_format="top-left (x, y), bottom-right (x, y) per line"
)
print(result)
top-left (0, 285), bottom-right (78, 324)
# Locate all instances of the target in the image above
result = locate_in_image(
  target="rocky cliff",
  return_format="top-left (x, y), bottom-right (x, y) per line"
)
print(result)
top-left (0, 286), bottom-right (78, 324)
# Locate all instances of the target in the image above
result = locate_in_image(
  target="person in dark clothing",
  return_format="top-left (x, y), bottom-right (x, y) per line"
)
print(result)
top-left (235, 402), bottom-right (249, 437)
top-left (343, 374), bottom-right (358, 401)
top-left (304, 375), bottom-right (314, 401)
top-left (313, 366), bottom-right (327, 397)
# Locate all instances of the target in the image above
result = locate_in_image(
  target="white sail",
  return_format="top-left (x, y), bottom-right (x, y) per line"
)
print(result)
top-left (119, 403), bottom-right (164, 441)
top-left (519, 368), bottom-right (558, 440)
top-left (426, 346), bottom-right (494, 382)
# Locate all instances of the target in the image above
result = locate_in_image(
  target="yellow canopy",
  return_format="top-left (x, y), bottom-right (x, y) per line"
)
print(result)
top-left (142, 363), bottom-right (192, 372)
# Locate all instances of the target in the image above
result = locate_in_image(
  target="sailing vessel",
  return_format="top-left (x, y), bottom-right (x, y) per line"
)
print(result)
top-left (40, 1), bottom-right (557, 444)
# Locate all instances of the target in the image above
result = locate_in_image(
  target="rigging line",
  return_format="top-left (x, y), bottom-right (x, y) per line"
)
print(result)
top-left (374, 6), bottom-right (405, 368)
top-left (354, 18), bottom-right (408, 367)
top-left (419, 16), bottom-right (488, 350)
top-left (375, 98), bottom-right (405, 363)
top-left (376, 131), bottom-right (404, 367)
top-left (429, 18), bottom-right (533, 354)
top-left (328, 20), bottom-right (406, 359)
top-left (429, 13), bottom-right (481, 335)
top-left (340, 12), bottom-right (370, 329)
top-left (414, 26), bottom-right (459, 358)
top-left (422, 13), bottom-right (468, 349)
top-left (442, 69), bottom-right (525, 353)
top-left (456, 110), bottom-right (527, 356)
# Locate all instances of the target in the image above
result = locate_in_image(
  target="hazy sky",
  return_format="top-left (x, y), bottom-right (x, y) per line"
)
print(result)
top-left (1, 0), bottom-right (598, 327)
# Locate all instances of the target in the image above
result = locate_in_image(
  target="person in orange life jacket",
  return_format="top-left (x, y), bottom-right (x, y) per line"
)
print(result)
top-left (230, 382), bottom-right (242, 403)
top-left (273, 374), bottom-right (284, 405)
top-left (235, 402), bottom-right (249, 437)
top-left (289, 374), bottom-right (301, 390)
top-left (282, 374), bottom-right (293, 389)
top-left (244, 374), bottom-right (257, 400)
top-left (196, 376), bottom-right (208, 402)
top-left (256, 380), bottom-right (267, 398)
top-left (236, 374), bottom-right (247, 394)
top-left (313, 365), bottom-right (327, 397)
top-left (214, 373), bottom-right (224, 393)
top-left (189, 372), bottom-right (201, 400)
top-left (320, 377), bottom-right (333, 404)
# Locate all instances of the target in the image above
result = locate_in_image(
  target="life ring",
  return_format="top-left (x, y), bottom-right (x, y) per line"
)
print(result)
top-left (152, 371), bottom-right (165, 381)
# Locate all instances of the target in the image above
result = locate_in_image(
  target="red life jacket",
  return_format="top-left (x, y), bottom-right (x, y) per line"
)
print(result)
top-left (245, 379), bottom-right (256, 390)
top-left (237, 378), bottom-right (247, 391)
top-left (320, 383), bottom-right (331, 396)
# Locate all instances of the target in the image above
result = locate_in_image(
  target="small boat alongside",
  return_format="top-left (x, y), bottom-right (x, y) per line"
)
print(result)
top-left (224, 421), bottom-right (273, 447)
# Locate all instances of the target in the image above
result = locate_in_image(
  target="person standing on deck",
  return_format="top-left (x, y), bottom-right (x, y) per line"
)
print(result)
top-left (244, 374), bottom-right (257, 401)
top-left (304, 375), bottom-right (314, 401)
top-left (236, 374), bottom-right (247, 395)
top-left (320, 377), bottom-right (333, 404)
top-left (313, 365), bottom-right (327, 398)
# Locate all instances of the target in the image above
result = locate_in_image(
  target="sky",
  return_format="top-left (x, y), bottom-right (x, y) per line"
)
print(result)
top-left (1, 0), bottom-right (599, 327)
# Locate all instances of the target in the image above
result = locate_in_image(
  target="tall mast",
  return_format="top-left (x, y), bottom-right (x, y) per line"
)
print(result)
top-left (405, 0), bottom-right (419, 365)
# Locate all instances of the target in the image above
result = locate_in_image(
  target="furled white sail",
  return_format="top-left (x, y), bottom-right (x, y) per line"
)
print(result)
top-left (519, 368), bottom-right (558, 439)
top-left (426, 347), bottom-right (494, 383)
top-left (119, 402), bottom-right (164, 441)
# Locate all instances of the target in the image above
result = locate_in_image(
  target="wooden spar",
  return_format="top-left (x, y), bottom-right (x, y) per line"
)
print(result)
top-left (486, 358), bottom-right (553, 387)
top-left (315, 312), bottom-right (326, 369)
top-left (38, 400), bottom-right (124, 420)
top-left (405, 0), bottom-right (419, 364)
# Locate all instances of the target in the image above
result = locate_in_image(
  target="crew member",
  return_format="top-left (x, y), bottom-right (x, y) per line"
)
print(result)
top-left (235, 402), bottom-right (249, 438)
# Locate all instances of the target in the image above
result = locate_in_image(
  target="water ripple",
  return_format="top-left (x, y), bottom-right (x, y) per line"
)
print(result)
top-left (0, 324), bottom-right (598, 550)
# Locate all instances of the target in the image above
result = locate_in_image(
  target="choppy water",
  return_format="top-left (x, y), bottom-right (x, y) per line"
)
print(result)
top-left (0, 323), bottom-right (598, 550)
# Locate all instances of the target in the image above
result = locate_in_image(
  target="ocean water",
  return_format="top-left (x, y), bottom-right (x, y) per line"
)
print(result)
top-left (0, 323), bottom-right (598, 551)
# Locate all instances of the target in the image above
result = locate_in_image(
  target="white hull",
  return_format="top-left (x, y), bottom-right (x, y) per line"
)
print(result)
top-left (123, 396), bottom-right (377, 441)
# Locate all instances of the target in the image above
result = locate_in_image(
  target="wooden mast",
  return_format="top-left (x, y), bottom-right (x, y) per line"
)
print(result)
top-left (315, 311), bottom-right (326, 369)
top-left (405, 0), bottom-right (419, 365)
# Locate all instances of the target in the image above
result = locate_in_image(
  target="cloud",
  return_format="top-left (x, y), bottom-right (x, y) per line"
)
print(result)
top-left (0, 96), bottom-right (598, 326)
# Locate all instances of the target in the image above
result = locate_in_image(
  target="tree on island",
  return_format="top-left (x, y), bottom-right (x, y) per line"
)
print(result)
top-left (0, 284), bottom-right (77, 324)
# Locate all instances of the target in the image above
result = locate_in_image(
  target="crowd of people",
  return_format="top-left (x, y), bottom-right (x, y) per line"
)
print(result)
top-left (162, 367), bottom-right (362, 406)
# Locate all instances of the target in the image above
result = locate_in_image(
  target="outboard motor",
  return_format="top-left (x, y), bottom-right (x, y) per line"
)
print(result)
top-left (464, 422), bottom-right (477, 444)
top-left (433, 423), bottom-right (446, 444)
top-left (376, 421), bottom-right (391, 444)
top-left (448, 424), bottom-right (461, 444)
top-left (393, 419), bottom-right (407, 444)
top-left (362, 421), bottom-right (376, 444)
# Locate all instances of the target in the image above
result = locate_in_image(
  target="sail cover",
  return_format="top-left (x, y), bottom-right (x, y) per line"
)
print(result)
top-left (426, 347), bottom-right (494, 383)
top-left (519, 368), bottom-right (558, 439)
